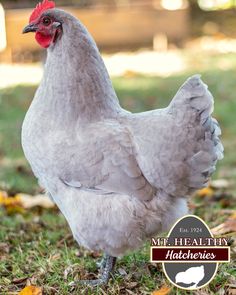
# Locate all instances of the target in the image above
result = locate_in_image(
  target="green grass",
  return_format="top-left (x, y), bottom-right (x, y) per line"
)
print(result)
top-left (0, 52), bottom-right (236, 294)
top-left (0, 85), bottom-right (38, 195)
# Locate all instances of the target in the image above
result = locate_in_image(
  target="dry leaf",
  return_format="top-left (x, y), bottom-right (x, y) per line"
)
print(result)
top-left (152, 285), bottom-right (171, 295)
top-left (0, 191), bottom-right (54, 211)
top-left (16, 194), bottom-right (55, 209)
top-left (0, 192), bottom-right (24, 213)
top-left (211, 218), bottom-right (236, 235)
top-left (228, 286), bottom-right (236, 295)
top-left (211, 179), bottom-right (229, 189)
top-left (12, 277), bottom-right (28, 285)
top-left (196, 187), bottom-right (214, 197)
top-left (18, 286), bottom-right (42, 295)
top-left (0, 193), bottom-right (21, 207)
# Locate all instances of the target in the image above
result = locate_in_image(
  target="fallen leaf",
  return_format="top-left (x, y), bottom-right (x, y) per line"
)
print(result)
top-left (152, 285), bottom-right (171, 295)
top-left (18, 286), bottom-right (42, 295)
top-left (16, 193), bottom-right (55, 209)
top-left (211, 179), bottom-right (229, 189)
top-left (0, 193), bottom-right (21, 207)
top-left (0, 191), bottom-right (55, 211)
top-left (12, 277), bottom-right (28, 285)
top-left (227, 285), bottom-right (236, 295)
top-left (0, 193), bottom-right (24, 214)
top-left (211, 218), bottom-right (236, 235)
top-left (196, 187), bottom-right (214, 198)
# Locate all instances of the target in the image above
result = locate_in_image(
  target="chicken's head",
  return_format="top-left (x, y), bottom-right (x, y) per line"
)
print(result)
top-left (22, 0), bottom-right (63, 48)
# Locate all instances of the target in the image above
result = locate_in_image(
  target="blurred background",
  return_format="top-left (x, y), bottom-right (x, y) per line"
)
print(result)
top-left (0, 1), bottom-right (236, 294)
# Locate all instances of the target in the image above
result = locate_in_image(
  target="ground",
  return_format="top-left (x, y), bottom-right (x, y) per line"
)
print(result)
top-left (0, 50), bottom-right (235, 294)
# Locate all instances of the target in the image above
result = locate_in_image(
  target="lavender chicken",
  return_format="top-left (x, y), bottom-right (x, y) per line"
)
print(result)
top-left (22, 0), bottom-right (223, 286)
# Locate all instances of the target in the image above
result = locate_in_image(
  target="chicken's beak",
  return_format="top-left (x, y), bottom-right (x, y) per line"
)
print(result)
top-left (22, 23), bottom-right (38, 34)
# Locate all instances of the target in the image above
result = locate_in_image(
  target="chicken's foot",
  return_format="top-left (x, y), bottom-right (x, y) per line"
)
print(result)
top-left (73, 254), bottom-right (117, 287)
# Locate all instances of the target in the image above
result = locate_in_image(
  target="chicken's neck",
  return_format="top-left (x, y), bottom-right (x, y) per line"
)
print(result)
top-left (38, 17), bottom-right (122, 123)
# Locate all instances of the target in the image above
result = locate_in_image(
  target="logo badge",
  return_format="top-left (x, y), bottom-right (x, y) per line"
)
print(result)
top-left (150, 215), bottom-right (230, 290)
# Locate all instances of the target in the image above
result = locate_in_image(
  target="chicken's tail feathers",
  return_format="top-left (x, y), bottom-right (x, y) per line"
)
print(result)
top-left (188, 117), bottom-right (224, 189)
top-left (169, 74), bottom-right (212, 114)
top-left (170, 75), bottom-right (224, 190)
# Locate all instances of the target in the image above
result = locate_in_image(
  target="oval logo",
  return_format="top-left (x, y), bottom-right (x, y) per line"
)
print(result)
top-left (163, 215), bottom-right (218, 290)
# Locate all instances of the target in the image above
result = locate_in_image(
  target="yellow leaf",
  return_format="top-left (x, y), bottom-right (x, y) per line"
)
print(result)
top-left (0, 192), bottom-right (24, 214)
top-left (18, 286), bottom-right (42, 295)
top-left (0, 192), bottom-right (54, 213)
top-left (152, 285), bottom-right (171, 295)
top-left (197, 187), bottom-right (214, 197)
top-left (0, 193), bottom-right (21, 207)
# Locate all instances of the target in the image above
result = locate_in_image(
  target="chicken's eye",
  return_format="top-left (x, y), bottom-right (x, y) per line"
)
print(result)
top-left (42, 17), bottom-right (51, 26)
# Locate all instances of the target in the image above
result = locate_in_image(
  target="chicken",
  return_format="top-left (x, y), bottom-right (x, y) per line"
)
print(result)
top-left (175, 265), bottom-right (205, 288)
top-left (22, 0), bottom-right (223, 286)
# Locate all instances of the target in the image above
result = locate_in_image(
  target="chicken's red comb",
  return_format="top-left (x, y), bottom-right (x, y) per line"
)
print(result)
top-left (29, 0), bottom-right (55, 23)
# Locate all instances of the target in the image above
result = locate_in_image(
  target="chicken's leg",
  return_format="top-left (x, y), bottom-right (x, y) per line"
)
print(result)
top-left (77, 254), bottom-right (117, 287)
top-left (96, 253), bottom-right (108, 270)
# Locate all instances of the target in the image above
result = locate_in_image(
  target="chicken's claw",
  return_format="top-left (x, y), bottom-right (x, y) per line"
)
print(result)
top-left (70, 255), bottom-right (117, 287)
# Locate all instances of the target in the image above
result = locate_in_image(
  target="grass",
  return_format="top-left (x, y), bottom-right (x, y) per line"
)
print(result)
top-left (0, 206), bottom-right (235, 295)
top-left (0, 86), bottom-right (38, 195)
top-left (0, 52), bottom-right (236, 294)
top-left (0, 205), bottom-right (235, 295)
